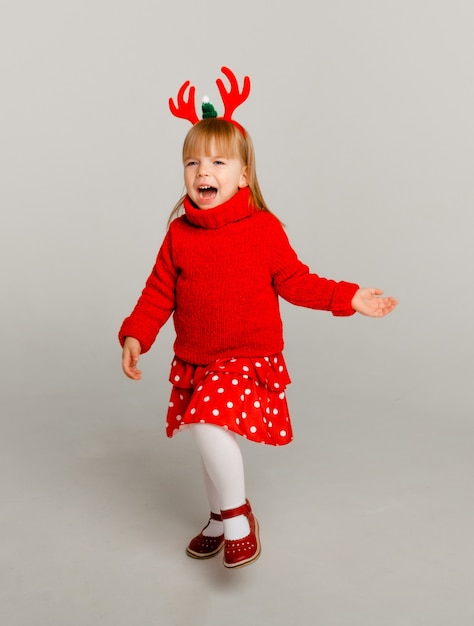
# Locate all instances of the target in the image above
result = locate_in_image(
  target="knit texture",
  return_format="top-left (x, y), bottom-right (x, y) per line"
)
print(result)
top-left (119, 187), bottom-right (359, 364)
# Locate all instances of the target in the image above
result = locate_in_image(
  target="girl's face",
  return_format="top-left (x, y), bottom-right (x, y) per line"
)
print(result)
top-left (184, 140), bottom-right (248, 210)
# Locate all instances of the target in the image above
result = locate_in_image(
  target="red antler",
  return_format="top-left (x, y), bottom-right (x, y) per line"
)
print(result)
top-left (168, 80), bottom-right (199, 125)
top-left (216, 66), bottom-right (251, 121)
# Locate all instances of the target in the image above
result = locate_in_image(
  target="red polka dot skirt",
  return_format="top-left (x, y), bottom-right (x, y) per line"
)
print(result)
top-left (166, 354), bottom-right (293, 446)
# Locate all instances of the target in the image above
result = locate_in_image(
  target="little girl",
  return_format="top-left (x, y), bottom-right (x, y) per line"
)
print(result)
top-left (119, 67), bottom-right (397, 569)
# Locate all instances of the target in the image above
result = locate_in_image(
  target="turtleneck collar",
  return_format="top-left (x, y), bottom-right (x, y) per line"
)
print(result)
top-left (183, 187), bottom-right (255, 229)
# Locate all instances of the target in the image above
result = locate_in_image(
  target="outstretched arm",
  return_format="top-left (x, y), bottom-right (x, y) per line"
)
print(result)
top-left (351, 288), bottom-right (398, 318)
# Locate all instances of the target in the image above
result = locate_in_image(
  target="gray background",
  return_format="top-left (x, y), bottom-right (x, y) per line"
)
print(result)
top-left (1, 1), bottom-right (473, 624)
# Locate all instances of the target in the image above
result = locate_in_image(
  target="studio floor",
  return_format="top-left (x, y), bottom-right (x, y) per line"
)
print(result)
top-left (1, 382), bottom-right (473, 626)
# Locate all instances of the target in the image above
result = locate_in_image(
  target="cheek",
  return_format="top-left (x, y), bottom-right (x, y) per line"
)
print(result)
top-left (184, 171), bottom-right (193, 189)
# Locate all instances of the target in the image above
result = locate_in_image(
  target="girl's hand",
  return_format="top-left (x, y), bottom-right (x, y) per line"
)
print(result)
top-left (122, 337), bottom-right (142, 380)
top-left (351, 288), bottom-right (398, 318)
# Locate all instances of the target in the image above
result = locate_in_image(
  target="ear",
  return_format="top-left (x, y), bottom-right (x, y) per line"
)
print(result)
top-left (239, 166), bottom-right (249, 188)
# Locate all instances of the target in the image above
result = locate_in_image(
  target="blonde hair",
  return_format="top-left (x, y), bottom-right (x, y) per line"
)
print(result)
top-left (168, 118), bottom-right (275, 225)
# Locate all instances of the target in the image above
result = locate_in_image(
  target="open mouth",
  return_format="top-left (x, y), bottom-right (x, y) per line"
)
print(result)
top-left (198, 185), bottom-right (218, 200)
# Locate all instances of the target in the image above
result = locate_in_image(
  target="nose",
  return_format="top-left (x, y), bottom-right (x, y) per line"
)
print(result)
top-left (197, 163), bottom-right (208, 177)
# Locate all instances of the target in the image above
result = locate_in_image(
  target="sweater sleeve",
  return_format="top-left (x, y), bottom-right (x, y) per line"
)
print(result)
top-left (118, 229), bottom-right (177, 353)
top-left (269, 219), bottom-right (359, 316)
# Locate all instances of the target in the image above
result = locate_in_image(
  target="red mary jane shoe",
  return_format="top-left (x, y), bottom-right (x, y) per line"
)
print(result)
top-left (221, 500), bottom-right (261, 569)
top-left (186, 512), bottom-right (225, 559)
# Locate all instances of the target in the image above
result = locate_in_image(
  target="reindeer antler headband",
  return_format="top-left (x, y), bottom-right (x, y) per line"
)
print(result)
top-left (168, 66), bottom-right (250, 136)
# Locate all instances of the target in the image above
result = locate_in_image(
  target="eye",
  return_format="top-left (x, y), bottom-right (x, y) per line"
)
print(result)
top-left (185, 160), bottom-right (198, 167)
top-left (214, 160), bottom-right (225, 165)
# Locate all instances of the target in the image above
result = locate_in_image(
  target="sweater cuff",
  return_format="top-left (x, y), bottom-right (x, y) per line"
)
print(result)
top-left (118, 319), bottom-right (151, 354)
top-left (331, 282), bottom-right (359, 316)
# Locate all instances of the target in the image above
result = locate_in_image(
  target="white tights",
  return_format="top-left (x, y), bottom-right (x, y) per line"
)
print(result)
top-left (190, 424), bottom-right (250, 540)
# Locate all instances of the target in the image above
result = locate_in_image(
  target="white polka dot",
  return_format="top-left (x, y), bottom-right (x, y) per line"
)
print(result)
top-left (273, 408), bottom-right (279, 415)
top-left (227, 401), bottom-right (234, 409)
top-left (250, 426), bottom-right (257, 434)
top-left (266, 407), bottom-right (270, 414)
top-left (242, 412), bottom-right (247, 418)
top-left (255, 362), bottom-right (262, 368)
top-left (230, 358), bottom-right (236, 362)
top-left (279, 366), bottom-right (284, 372)
top-left (242, 365), bottom-right (250, 372)
top-left (172, 360), bottom-right (177, 366)
top-left (244, 389), bottom-right (251, 395)
top-left (197, 385), bottom-right (203, 392)
top-left (169, 401), bottom-right (174, 407)
top-left (280, 430), bottom-right (287, 437)
top-left (232, 379), bottom-right (239, 386)
top-left (269, 421), bottom-right (273, 428)
top-left (274, 382), bottom-right (280, 389)
top-left (274, 357), bottom-right (278, 363)
top-left (264, 357), bottom-right (270, 362)
top-left (254, 400), bottom-right (261, 408)
top-left (174, 375), bottom-right (180, 382)
top-left (176, 415), bottom-right (182, 421)
top-left (212, 375), bottom-right (219, 381)
top-left (204, 396), bottom-right (210, 402)
top-left (279, 392), bottom-right (285, 399)
top-left (190, 408), bottom-right (196, 415)
top-left (200, 419), bottom-right (205, 424)
top-left (212, 409), bottom-right (219, 416)
top-left (179, 394), bottom-right (184, 400)
top-left (217, 387), bottom-right (225, 394)
top-left (235, 418), bottom-right (240, 425)
top-left (240, 394), bottom-right (245, 401)
top-left (190, 378), bottom-right (194, 385)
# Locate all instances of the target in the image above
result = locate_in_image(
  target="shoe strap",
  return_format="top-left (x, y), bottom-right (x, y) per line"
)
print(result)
top-left (210, 511), bottom-right (223, 521)
top-left (221, 500), bottom-right (250, 520)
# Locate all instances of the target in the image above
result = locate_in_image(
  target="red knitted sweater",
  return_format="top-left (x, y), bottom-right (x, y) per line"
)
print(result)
top-left (119, 187), bottom-right (359, 365)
